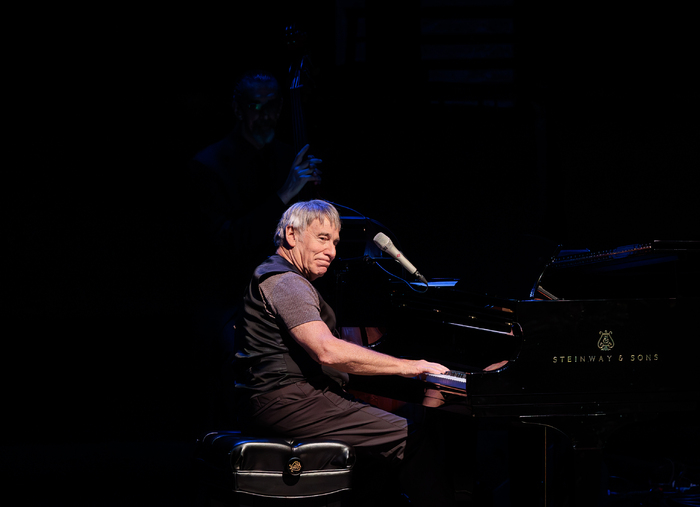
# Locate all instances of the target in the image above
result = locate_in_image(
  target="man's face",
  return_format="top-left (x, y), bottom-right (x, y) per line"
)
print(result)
top-left (287, 218), bottom-right (340, 281)
top-left (237, 84), bottom-right (282, 148)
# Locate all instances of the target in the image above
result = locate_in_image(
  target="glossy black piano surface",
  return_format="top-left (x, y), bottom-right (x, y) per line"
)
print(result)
top-left (321, 219), bottom-right (699, 422)
top-left (320, 219), bottom-right (699, 505)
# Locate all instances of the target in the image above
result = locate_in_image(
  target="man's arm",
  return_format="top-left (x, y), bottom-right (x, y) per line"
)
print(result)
top-left (290, 320), bottom-right (448, 377)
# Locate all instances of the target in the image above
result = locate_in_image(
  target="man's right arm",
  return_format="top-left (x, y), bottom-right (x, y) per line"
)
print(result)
top-left (290, 320), bottom-right (448, 378)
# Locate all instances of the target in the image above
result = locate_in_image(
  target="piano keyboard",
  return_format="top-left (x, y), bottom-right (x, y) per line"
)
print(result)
top-left (424, 370), bottom-right (468, 390)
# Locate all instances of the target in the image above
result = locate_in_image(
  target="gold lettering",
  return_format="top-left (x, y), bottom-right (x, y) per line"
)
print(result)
top-left (551, 352), bottom-right (659, 364)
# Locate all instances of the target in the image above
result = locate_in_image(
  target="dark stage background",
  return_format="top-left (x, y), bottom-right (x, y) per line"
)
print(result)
top-left (5, 1), bottom-right (698, 505)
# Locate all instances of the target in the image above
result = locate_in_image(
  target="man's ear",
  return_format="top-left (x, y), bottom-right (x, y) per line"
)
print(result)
top-left (284, 225), bottom-right (297, 248)
top-left (232, 99), bottom-right (242, 120)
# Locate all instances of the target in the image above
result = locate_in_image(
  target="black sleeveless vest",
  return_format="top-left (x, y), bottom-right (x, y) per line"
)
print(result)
top-left (233, 254), bottom-right (344, 396)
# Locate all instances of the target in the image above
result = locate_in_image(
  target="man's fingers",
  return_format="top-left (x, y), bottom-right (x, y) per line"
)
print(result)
top-left (293, 144), bottom-right (310, 165)
top-left (297, 158), bottom-right (323, 170)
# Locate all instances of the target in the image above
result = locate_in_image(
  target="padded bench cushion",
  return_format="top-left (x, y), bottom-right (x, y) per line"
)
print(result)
top-left (196, 431), bottom-right (355, 498)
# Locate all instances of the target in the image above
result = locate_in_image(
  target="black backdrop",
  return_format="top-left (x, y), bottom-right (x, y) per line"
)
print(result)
top-left (5, 1), bottom-right (698, 505)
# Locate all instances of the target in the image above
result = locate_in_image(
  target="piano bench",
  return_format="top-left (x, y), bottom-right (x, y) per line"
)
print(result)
top-left (195, 431), bottom-right (355, 507)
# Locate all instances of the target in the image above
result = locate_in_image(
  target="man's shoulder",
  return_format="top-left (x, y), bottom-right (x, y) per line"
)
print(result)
top-left (271, 270), bottom-right (312, 286)
top-left (256, 255), bottom-right (297, 275)
top-left (260, 271), bottom-right (319, 319)
top-left (262, 270), bottom-right (313, 294)
top-left (192, 132), bottom-right (238, 166)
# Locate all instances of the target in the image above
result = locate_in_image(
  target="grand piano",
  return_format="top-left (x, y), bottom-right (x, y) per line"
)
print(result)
top-left (319, 215), bottom-right (700, 506)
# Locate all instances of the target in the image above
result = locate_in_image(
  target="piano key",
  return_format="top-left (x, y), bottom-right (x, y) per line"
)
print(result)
top-left (424, 370), bottom-right (468, 390)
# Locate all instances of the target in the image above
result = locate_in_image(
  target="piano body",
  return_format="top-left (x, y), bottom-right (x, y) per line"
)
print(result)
top-left (322, 217), bottom-right (699, 505)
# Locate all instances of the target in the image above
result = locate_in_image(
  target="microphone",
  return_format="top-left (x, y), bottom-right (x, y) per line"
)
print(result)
top-left (373, 232), bottom-right (428, 285)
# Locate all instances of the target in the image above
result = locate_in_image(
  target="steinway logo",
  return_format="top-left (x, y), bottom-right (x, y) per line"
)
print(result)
top-left (597, 330), bottom-right (614, 351)
top-left (552, 330), bottom-right (659, 364)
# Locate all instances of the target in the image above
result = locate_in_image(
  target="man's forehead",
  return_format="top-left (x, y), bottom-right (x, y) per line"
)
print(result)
top-left (307, 218), bottom-right (340, 235)
top-left (250, 86), bottom-right (278, 101)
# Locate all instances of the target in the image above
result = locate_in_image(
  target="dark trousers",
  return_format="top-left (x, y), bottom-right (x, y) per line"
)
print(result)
top-left (236, 378), bottom-right (455, 506)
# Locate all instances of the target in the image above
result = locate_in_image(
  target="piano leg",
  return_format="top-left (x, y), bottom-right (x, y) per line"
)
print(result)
top-left (516, 414), bottom-right (700, 506)
top-left (508, 424), bottom-right (575, 506)
top-left (572, 445), bottom-right (605, 507)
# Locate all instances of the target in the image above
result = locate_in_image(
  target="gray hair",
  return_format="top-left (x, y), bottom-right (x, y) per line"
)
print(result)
top-left (232, 71), bottom-right (279, 104)
top-left (274, 200), bottom-right (341, 247)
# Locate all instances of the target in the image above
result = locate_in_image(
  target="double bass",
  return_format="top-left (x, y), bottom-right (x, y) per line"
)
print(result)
top-left (285, 23), bottom-right (322, 201)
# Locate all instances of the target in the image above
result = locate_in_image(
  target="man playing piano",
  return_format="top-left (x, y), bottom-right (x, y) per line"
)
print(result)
top-left (229, 200), bottom-right (457, 506)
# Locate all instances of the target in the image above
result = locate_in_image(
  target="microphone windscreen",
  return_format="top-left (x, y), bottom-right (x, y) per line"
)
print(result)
top-left (373, 232), bottom-right (391, 249)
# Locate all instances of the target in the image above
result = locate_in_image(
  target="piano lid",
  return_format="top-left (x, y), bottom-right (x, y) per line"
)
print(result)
top-left (549, 240), bottom-right (699, 271)
top-left (454, 234), bottom-right (561, 300)
top-left (334, 215), bottom-right (413, 264)
top-left (333, 215), bottom-right (562, 301)
top-left (540, 239), bottom-right (700, 300)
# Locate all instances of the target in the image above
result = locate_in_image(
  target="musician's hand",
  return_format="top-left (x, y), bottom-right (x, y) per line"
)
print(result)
top-left (277, 144), bottom-right (323, 204)
top-left (401, 359), bottom-right (449, 379)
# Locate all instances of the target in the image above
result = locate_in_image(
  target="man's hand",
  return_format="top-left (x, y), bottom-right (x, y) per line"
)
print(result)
top-left (277, 144), bottom-right (323, 204)
top-left (400, 359), bottom-right (450, 378)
